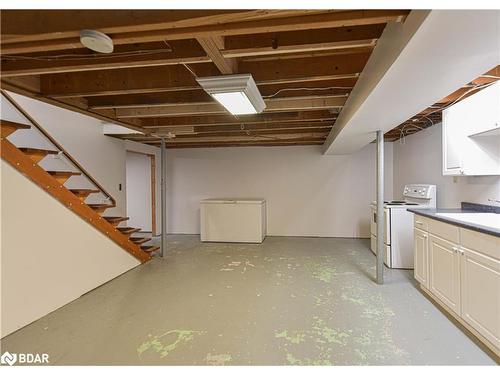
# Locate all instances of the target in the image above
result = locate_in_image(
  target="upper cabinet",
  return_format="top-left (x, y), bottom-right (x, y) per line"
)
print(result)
top-left (442, 81), bottom-right (500, 176)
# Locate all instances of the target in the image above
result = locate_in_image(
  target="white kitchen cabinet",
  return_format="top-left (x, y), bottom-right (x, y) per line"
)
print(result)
top-left (442, 81), bottom-right (500, 176)
top-left (460, 246), bottom-right (500, 349)
top-left (465, 81), bottom-right (500, 136)
top-left (413, 214), bottom-right (500, 355)
top-left (428, 234), bottom-right (461, 315)
top-left (414, 228), bottom-right (429, 289)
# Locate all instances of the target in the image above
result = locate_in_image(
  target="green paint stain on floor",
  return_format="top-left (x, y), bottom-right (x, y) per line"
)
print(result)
top-left (206, 353), bottom-right (232, 365)
top-left (312, 318), bottom-right (350, 345)
top-left (305, 262), bottom-right (336, 283)
top-left (341, 293), bottom-right (365, 305)
top-left (275, 330), bottom-right (306, 344)
top-left (137, 329), bottom-right (205, 358)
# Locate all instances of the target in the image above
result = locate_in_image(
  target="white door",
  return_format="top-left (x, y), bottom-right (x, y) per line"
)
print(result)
top-left (126, 152), bottom-right (152, 232)
top-left (460, 247), bottom-right (500, 349)
top-left (429, 234), bottom-right (461, 315)
top-left (414, 228), bottom-right (429, 288)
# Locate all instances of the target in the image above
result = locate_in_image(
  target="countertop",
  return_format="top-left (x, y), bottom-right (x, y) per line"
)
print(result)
top-left (407, 208), bottom-right (500, 238)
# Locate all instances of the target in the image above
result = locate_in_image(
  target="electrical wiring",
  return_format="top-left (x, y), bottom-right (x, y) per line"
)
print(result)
top-left (2, 42), bottom-right (174, 61)
top-left (182, 63), bottom-right (198, 78)
top-left (1, 48), bottom-right (174, 61)
top-left (397, 79), bottom-right (498, 144)
top-left (262, 86), bottom-right (353, 99)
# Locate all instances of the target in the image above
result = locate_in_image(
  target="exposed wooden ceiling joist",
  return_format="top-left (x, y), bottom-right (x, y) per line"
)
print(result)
top-left (1, 9), bottom-right (407, 149)
top-left (86, 83), bottom-right (352, 110)
top-left (0, 10), bottom-right (408, 54)
top-left (156, 140), bottom-right (326, 148)
top-left (115, 95), bottom-right (347, 118)
top-left (196, 36), bottom-right (238, 74)
top-left (138, 133), bottom-right (329, 144)
top-left (140, 110), bottom-right (337, 128)
top-left (39, 52), bottom-right (368, 98)
top-left (222, 24), bottom-right (383, 58)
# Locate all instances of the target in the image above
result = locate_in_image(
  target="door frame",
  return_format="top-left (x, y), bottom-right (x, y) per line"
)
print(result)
top-left (126, 150), bottom-right (157, 236)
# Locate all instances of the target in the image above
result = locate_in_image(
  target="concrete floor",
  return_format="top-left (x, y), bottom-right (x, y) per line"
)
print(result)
top-left (1, 236), bottom-right (497, 365)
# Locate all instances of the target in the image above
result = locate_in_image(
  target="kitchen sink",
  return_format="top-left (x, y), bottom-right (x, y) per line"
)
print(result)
top-left (436, 212), bottom-right (500, 230)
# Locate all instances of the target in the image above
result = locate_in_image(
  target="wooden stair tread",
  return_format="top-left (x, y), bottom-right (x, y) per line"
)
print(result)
top-left (18, 147), bottom-right (58, 155)
top-left (46, 170), bottom-right (81, 177)
top-left (88, 204), bottom-right (115, 208)
top-left (1, 120), bottom-right (31, 130)
top-left (103, 216), bottom-right (129, 223)
top-left (70, 189), bottom-right (100, 194)
top-left (117, 227), bottom-right (141, 234)
top-left (1, 120), bottom-right (31, 137)
top-left (130, 237), bottom-right (150, 244)
top-left (141, 245), bottom-right (160, 253)
top-left (0, 120), bottom-right (31, 130)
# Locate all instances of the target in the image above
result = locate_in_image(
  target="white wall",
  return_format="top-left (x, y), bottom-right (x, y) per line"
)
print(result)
top-left (126, 151), bottom-right (153, 232)
top-left (0, 160), bottom-right (141, 338)
top-left (1, 92), bottom-right (161, 227)
top-left (166, 144), bottom-right (393, 237)
top-left (393, 123), bottom-right (500, 207)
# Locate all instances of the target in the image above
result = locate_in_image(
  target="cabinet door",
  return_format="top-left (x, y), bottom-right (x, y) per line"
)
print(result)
top-left (460, 247), bottom-right (500, 349)
top-left (429, 235), bottom-right (461, 314)
top-left (414, 228), bottom-right (429, 288)
top-left (442, 108), bottom-right (464, 175)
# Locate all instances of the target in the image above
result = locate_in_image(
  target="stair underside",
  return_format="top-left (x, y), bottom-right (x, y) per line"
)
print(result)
top-left (1, 120), bottom-right (30, 138)
top-left (0, 130), bottom-right (150, 263)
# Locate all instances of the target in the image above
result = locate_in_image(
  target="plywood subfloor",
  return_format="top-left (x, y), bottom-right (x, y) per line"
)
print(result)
top-left (1, 236), bottom-right (496, 365)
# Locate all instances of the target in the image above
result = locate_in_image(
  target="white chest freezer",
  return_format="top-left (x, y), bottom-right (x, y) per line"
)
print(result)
top-left (200, 198), bottom-right (267, 243)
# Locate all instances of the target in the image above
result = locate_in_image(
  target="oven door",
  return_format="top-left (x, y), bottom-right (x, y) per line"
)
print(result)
top-left (371, 206), bottom-right (390, 245)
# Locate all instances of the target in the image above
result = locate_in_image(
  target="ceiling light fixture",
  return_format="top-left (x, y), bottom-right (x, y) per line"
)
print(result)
top-left (80, 30), bottom-right (114, 53)
top-left (196, 74), bottom-right (266, 115)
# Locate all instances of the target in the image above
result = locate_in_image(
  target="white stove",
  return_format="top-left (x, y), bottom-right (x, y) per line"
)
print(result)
top-left (370, 184), bottom-right (436, 269)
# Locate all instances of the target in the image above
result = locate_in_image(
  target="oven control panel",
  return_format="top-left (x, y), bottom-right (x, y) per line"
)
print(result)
top-left (403, 184), bottom-right (436, 199)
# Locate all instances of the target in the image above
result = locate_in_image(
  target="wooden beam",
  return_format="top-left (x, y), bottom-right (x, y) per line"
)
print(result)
top-left (115, 95), bottom-right (347, 118)
top-left (41, 53), bottom-right (367, 98)
top-left (163, 140), bottom-right (326, 148)
top-left (118, 125), bottom-right (332, 140)
top-left (1, 10), bottom-right (408, 54)
top-left (141, 110), bottom-right (337, 128)
top-left (89, 87), bottom-right (352, 110)
top-left (1, 40), bottom-right (210, 77)
top-left (163, 133), bottom-right (329, 143)
top-left (197, 36), bottom-right (237, 74)
top-left (222, 24), bottom-right (384, 58)
top-left (152, 122), bottom-right (334, 135)
top-left (1, 10), bottom-right (322, 44)
top-left (1, 24), bottom-right (381, 77)
top-left (1, 78), bottom-right (145, 132)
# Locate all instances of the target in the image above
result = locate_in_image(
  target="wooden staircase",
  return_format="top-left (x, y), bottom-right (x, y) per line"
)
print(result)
top-left (0, 119), bottom-right (159, 261)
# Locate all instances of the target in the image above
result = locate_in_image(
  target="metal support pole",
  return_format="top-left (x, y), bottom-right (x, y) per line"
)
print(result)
top-left (160, 138), bottom-right (167, 257)
top-left (376, 130), bottom-right (384, 284)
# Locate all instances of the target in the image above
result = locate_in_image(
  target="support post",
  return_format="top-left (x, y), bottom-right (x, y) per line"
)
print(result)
top-left (376, 130), bottom-right (384, 284)
top-left (160, 137), bottom-right (167, 257)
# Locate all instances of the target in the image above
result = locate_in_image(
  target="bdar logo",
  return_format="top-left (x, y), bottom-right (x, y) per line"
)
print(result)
top-left (0, 351), bottom-right (17, 366)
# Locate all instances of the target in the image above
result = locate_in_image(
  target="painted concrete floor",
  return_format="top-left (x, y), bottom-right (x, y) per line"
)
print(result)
top-left (1, 236), bottom-right (497, 365)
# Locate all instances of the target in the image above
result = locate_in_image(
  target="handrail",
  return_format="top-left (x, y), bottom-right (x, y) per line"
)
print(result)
top-left (1, 90), bottom-right (116, 206)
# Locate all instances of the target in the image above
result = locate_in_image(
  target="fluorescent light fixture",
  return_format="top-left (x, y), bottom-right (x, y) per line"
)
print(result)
top-left (196, 74), bottom-right (266, 115)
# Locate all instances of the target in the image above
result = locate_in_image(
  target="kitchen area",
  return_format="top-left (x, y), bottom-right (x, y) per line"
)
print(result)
top-left (371, 78), bottom-right (500, 358)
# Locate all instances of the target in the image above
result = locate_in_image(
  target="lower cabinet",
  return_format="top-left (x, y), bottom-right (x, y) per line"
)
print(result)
top-left (413, 215), bottom-right (500, 355)
top-left (428, 234), bottom-right (461, 315)
top-left (460, 247), bottom-right (500, 349)
top-left (414, 228), bottom-right (429, 288)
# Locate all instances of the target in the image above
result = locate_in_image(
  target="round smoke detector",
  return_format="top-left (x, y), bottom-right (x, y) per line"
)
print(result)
top-left (80, 29), bottom-right (114, 53)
